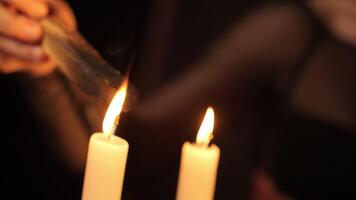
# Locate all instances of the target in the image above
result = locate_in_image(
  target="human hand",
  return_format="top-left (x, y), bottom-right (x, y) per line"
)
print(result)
top-left (251, 170), bottom-right (292, 200)
top-left (310, 0), bottom-right (356, 45)
top-left (0, 0), bottom-right (76, 76)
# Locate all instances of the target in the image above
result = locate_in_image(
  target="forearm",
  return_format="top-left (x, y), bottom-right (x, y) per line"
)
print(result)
top-left (17, 72), bottom-right (89, 172)
top-left (135, 2), bottom-right (316, 124)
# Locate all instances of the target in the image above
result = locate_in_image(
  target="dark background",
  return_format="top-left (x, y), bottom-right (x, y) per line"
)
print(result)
top-left (1, 0), bottom-right (356, 199)
top-left (0, 74), bottom-right (83, 199)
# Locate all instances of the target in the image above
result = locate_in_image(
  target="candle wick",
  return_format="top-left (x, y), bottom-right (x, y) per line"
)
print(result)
top-left (111, 123), bottom-right (118, 135)
top-left (196, 141), bottom-right (209, 148)
top-left (106, 125), bottom-right (116, 141)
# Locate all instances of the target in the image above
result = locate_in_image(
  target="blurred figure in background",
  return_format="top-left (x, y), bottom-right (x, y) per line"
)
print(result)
top-left (253, 0), bottom-right (356, 199)
top-left (125, 0), bottom-right (356, 199)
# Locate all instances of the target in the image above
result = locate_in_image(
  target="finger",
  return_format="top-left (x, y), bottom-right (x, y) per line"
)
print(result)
top-left (0, 4), bottom-right (43, 42)
top-left (47, 0), bottom-right (76, 31)
top-left (0, 55), bottom-right (26, 73)
top-left (0, 35), bottom-right (46, 62)
top-left (27, 58), bottom-right (56, 76)
top-left (251, 171), bottom-right (290, 200)
top-left (3, 0), bottom-right (49, 19)
top-left (0, 54), bottom-right (56, 75)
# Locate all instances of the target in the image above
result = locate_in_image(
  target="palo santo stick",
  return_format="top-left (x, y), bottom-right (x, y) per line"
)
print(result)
top-left (42, 19), bottom-right (138, 111)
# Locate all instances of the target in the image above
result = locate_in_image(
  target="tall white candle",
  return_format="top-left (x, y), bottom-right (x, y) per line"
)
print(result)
top-left (82, 79), bottom-right (129, 200)
top-left (176, 107), bottom-right (220, 200)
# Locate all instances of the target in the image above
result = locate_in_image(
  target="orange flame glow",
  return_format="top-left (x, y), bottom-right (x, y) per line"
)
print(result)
top-left (196, 107), bottom-right (215, 146)
top-left (102, 79), bottom-right (129, 137)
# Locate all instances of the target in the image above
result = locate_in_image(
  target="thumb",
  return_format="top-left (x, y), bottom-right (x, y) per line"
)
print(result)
top-left (46, 0), bottom-right (77, 31)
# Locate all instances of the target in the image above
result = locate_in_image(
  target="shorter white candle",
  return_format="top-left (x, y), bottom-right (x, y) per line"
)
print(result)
top-left (176, 107), bottom-right (220, 200)
top-left (82, 79), bottom-right (129, 200)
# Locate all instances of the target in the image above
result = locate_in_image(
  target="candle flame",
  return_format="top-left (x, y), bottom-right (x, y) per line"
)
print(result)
top-left (102, 78), bottom-right (129, 137)
top-left (196, 107), bottom-right (215, 146)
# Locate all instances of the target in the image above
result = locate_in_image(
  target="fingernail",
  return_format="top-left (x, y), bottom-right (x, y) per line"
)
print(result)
top-left (31, 48), bottom-right (47, 62)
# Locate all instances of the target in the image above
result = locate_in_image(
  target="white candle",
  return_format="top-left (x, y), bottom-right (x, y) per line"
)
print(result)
top-left (176, 107), bottom-right (220, 200)
top-left (82, 79), bottom-right (129, 200)
top-left (82, 133), bottom-right (128, 200)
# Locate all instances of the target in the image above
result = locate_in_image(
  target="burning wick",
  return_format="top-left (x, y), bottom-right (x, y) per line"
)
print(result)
top-left (196, 107), bottom-right (214, 147)
top-left (102, 78), bottom-right (129, 138)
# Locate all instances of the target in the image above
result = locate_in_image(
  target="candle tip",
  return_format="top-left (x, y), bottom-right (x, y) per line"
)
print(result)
top-left (196, 107), bottom-right (215, 146)
top-left (102, 79), bottom-right (128, 136)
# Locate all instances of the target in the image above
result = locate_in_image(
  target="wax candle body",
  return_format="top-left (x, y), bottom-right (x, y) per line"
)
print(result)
top-left (176, 142), bottom-right (220, 200)
top-left (82, 133), bottom-right (129, 200)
